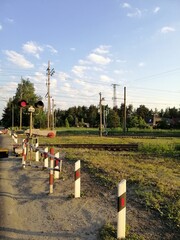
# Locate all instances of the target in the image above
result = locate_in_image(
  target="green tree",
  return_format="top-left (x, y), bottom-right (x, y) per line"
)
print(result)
top-left (87, 105), bottom-right (98, 127)
top-left (136, 105), bottom-right (150, 120)
top-left (65, 118), bottom-right (70, 128)
top-left (1, 78), bottom-right (44, 128)
top-left (107, 109), bottom-right (120, 128)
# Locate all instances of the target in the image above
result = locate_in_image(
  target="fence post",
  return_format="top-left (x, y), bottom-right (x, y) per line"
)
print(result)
top-left (22, 139), bottom-right (27, 169)
top-left (35, 138), bottom-right (39, 162)
top-left (43, 147), bottom-right (49, 168)
top-left (117, 179), bottom-right (126, 239)
top-left (75, 160), bottom-right (81, 198)
top-left (49, 148), bottom-right (54, 194)
top-left (54, 152), bottom-right (60, 179)
top-left (12, 133), bottom-right (18, 144)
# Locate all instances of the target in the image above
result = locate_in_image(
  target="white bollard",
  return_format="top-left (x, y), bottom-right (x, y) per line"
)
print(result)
top-left (44, 147), bottom-right (49, 168)
top-left (35, 138), bottom-right (39, 162)
top-left (117, 179), bottom-right (126, 239)
top-left (54, 152), bottom-right (60, 179)
top-left (60, 159), bottom-right (63, 172)
top-left (75, 160), bottom-right (81, 198)
top-left (49, 148), bottom-right (54, 194)
top-left (12, 133), bottom-right (18, 144)
top-left (22, 139), bottom-right (27, 169)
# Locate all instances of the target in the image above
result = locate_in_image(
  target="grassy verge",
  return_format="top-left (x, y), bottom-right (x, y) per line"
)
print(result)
top-left (39, 135), bottom-right (180, 231)
top-left (55, 127), bottom-right (180, 137)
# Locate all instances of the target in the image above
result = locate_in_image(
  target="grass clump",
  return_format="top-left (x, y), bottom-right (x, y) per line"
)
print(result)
top-left (99, 223), bottom-right (144, 240)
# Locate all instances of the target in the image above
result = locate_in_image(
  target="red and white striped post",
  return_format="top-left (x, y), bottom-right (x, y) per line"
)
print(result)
top-left (54, 152), bottom-right (60, 179)
top-left (117, 179), bottom-right (126, 239)
top-left (12, 133), bottom-right (18, 144)
top-left (43, 147), bottom-right (49, 168)
top-left (75, 160), bottom-right (81, 198)
top-left (22, 139), bottom-right (27, 169)
top-left (49, 148), bottom-right (54, 194)
top-left (35, 138), bottom-right (39, 162)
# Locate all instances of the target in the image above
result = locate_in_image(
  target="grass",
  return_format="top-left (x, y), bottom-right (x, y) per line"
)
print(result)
top-left (55, 127), bottom-right (180, 137)
top-left (99, 223), bottom-right (144, 240)
top-left (38, 135), bottom-right (180, 232)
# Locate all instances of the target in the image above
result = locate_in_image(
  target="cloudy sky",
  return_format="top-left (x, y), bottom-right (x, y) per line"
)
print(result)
top-left (0, 0), bottom-right (180, 117)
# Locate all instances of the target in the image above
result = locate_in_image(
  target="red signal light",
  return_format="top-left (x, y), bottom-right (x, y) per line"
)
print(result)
top-left (18, 100), bottom-right (28, 107)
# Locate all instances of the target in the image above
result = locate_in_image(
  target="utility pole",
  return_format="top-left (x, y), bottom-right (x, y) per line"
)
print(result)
top-left (52, 98), bottom-right (55, 130)
top-left (99, 92), bottom-right (105, 137)
top-left (12, 103), bottom-right (14, 130)
top-left (46, 61), bottom-right (55, 129)
top-left (19, 77), bottom-right (23, 130)
top-left (123, 87), bottom-right (127, 134)
top-left (112, 84), bottom-right (119, 108)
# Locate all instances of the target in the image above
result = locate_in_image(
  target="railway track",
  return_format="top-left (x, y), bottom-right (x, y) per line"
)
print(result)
top-left (39, 143), bottom-right (139, 151)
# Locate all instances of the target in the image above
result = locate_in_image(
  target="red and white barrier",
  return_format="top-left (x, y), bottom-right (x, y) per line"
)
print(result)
top-left (75, 160), bottom-right (81, 198)
top-left (117, 179), bottom-right (126, 239)
top-left (49, 148), bottom-right (54, 194)
top-left (22, 139), bottom-right (64, 194)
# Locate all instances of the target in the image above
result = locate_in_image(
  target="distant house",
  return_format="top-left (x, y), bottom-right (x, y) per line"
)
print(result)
top-left (152, 114), bottom-right (180, 128)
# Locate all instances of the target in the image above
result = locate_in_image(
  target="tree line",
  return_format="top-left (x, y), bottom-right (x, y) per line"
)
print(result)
top-left (1, 79), bottom-right (180, 129)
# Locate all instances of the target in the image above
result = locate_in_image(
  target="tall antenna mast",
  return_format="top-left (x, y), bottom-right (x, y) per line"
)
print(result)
top-left (112, 84), bottom-right (119, 108)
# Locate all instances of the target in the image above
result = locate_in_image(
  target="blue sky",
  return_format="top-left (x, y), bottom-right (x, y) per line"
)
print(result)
top-left (0, 0), bottom-right (180, 117)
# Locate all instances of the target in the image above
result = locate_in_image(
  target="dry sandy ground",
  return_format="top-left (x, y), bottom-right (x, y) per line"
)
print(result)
top-left (0, 135), bottom-right (179, 240)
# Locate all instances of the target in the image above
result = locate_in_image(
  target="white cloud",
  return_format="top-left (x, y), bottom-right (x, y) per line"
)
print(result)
top-left (70, 47), bottom-right (76, 51)
top-left (23, 41), bottom-right (43, 58)
top-left (114, 69), bottom-right (127, 75)
top-left (93, 45), bottom-right (111, 55)
top-left (72, 65), bottom-right (89, 77)
top-left (116, 59), bottom-right (127, 63)
top-left (153, 6), bottom-right (160, 14)
top-left (6, 18), bottom-right (14, 23)
top-left (127, 8), bottom-right (142, 18)
top-left (5, 50), bottom-right (34, 68)
top-left (161, 26), bottom-right (175, 34)
top-left (122, 3), bottom-right (131, 9)
top-left (46, 44), bottom-right (58, 54)
top-left (87, 53), bottom-right (111, 65)
top-left (138, 62), bottom-right (145, 67)
top-left (100, 75), bottom-right (113, 83)
top-left (57, 72), bottom-right (70, 81)
top-left (0, 24), bottom-right (2, 31)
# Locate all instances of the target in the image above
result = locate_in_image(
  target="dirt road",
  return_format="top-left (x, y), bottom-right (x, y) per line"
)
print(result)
top-left (0, 134), bottom-right (179, 239)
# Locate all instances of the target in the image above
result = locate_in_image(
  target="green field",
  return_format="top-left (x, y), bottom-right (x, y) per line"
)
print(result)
top-left (39, 133), bottom-right (180, 232)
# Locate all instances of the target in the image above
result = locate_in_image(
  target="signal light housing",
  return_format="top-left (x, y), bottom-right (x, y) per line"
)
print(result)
top-left (18, 100), bottom-right (44, 108)
top-left (35, 101), bottom-right (44, 108)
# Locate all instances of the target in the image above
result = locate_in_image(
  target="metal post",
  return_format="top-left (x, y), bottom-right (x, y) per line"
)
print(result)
top-left (123, 87), bottom-right (127, 134)
top-left (99, 93), bottom-right (104, 137)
